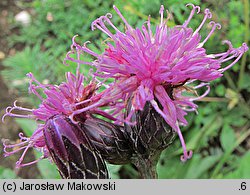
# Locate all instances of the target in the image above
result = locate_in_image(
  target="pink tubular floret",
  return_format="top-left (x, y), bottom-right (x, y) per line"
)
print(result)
top-left (2, 127), bottom-right (46, 168)
top-left (2, 67), bottom-right (117, 168)
top-left (183, 3), bottom-right (200, 27)
top-left (65, 4), bottom-right (248, 161)
top-left (2, 101), bottom-right (35, 123)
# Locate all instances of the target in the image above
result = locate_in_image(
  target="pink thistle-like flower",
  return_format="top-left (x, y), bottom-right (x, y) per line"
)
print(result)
top-left (2, 68), bottom-right (115, 168)
top-left (66, 4), bottom-right (248, 161)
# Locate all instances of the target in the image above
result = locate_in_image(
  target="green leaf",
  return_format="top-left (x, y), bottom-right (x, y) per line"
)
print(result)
top-left (215, 84), bottom-right (225, 96)
top-left (0, 166), bottom-right (17, 179)
top-left (238, 152), bottom-right (250, 178)
top-left (107, 164), bottom-right (121, 179)
top-left (185, 154), bottom-right (222, 178)
top-left (15, 118), bottom-right (37, 137)
top-left (220, 124), bottom-right (236, 151)
top-left (239, 73), bottom-right (250, 90)
top-left (157, 156), bottom-right (190, 179)
top-left (224, 152), bottom-right (250, 178)
top-left (35, 151), bottom-right (60, 179)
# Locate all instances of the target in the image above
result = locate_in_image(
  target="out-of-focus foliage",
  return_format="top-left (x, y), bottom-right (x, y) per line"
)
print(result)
top-left (0, 166), bottom-right (18, 179)
top-left (1, 0), bottom-right (249, 178)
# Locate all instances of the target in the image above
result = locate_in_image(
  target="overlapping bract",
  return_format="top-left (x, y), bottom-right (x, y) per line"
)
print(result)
top-left (44, 114), bottom-right (109, 178)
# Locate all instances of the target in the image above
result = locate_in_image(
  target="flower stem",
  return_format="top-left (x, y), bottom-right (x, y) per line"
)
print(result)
top-left (133, 153), bottom-right (160, 179)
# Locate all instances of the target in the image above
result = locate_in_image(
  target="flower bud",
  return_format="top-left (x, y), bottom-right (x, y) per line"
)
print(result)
top-left (81, 116), bottom-right (133, 165)
top-left (43, 114), bottom-right (109, 179)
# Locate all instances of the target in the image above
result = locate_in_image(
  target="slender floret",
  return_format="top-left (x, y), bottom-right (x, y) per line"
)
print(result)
top-left (66, 4), bottom-right (248, 161)
top-left (2, 67), bottom-right (114, 168)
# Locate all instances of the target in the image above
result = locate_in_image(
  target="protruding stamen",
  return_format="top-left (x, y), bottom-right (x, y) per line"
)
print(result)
top-left (113, 5), bottom-right (133, 31)
top-left (69, 35), bottom-right (83, 75)
top-left (207, 40), bottom-right (236, 59)
top-left (150, 99), bottom-right (177, 129)
top-left (26, 72), bottom-right (45, 87)
top-left (181, 107), bottom-right (197, 112)
top-left (13, 101), bottom-right (33, 112)
top-left (26, 73), bottom-right (50, 101)
top-left (71, 35), bottom-right (80, 50)
top-left (218, 41), bottom-right (247, 62)
top-left (147, 15), bottom-right (154, 42)
top-left (199, 21), bottom-right (221, 47)
top-left (103, 13), bottom-right (121, 33)
top-left (193, 82), bottom-right (210, 89)
top-left (185, 79), bottom-right (197, 85)
top-left (99, 16), bottom-right (117, 38)
top-left (18, 132), bottom-right (29, 141)
top-left (91, 17), bottom-right (114, 38)
top-left (159, 5), bottom-right (164, 27)
top-left (74, 99), bottom-right (92, 107)
top-left (175, 125), bottom-right (192, 162)
top-left (3, 134), bottom-right (45, 168)
top-left (64, 50), bottom-right (93, 66)
top-left (183, 4), bottom-right (200, 27)
top-left (194, 8), bottom-right (212, 35)
top-left (220, 53), bottom-right (239, 63)
top-left (15, 142), bottom-right (33, 168)
top-left (81, 41), bottom-right (99, 58)
top-left (165, 10), bottom-right (172, 22)
top-left (95, 77), bottom-right (110, 89)
top-left (3, 139), bottom-right (29, 150)
top-left (190, 85), bottom-right (210, 101)
top-left (219, 43), bottom-right (248, 72)
top-left (75, 47), bottom-right (81, 79)
top-left (16, 155), bottom-right (45, 168)
top-left (181, 150), bottom-right (193, 162)
top-left (222, 40), bottom-right (234, 50)
top-left (2, 101), bottom-right (35, 122)
top-left (76, 101), bottom-right (103, 115)
top-left (4, 146), bottom-right (29, 157)
top-left (150, 100), bottom-right (166, 118)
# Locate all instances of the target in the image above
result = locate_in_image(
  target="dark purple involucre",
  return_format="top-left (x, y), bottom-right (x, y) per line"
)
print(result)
top-left (44, 114), bottom-right (109, 179)
top-left (81, 116), bottom-right (133, 165)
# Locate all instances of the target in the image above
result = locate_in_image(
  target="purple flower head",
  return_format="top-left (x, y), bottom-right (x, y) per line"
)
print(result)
top-left (66, 4), bottom-right (248, 161)
top-left (2, 70), bottom-right (113, 168)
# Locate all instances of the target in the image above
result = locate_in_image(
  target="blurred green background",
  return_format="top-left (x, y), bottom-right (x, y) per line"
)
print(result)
top-left (0, 0), bottom-right (249, 179)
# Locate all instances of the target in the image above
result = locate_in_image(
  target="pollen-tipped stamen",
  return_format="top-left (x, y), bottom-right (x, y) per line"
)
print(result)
top-left (219, 43), bottom-right (248, 72)
top-left (176, 126), bottom-right (193, 162)
top-left (194, 8), bottom-right (212, 35)
top-left (184, 3), bottom-right (200, 27)
top-left (199, 21), bottom-right (221, 47)
top-left (2, 101), bottom-right (35, 122)
top-left (113, 5), bottom-right (132, 31)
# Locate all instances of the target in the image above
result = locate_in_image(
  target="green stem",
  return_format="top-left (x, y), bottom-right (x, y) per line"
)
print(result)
top-left (224, 72), bottom-right (237, 91)
top-left (196, 97), bottom-right (228, 102)
top-left (134, 157), bottom-right (158, 179)
top-left (238, 0), bottom-right (249, 90)
top-left (132, 152), bottom-right (161, 179)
